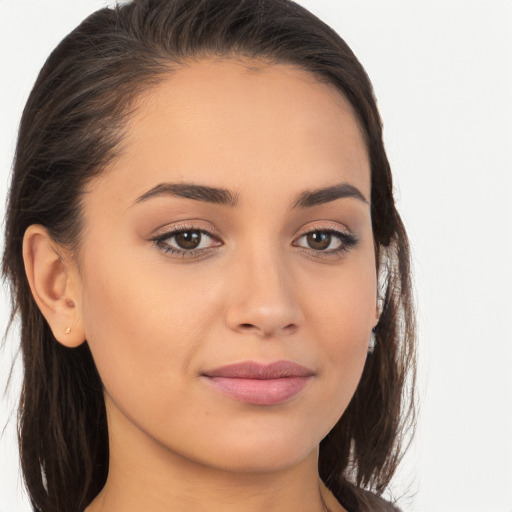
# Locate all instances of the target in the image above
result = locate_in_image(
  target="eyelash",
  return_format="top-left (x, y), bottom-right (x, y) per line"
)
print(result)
top-left (150, 224), bottom-right (359, 259)
top-left (151, 224), bottom-right (221, 258)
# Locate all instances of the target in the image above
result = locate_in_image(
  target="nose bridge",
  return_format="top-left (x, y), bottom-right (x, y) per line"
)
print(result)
top-left (225, 241), bottom-right (302, 337)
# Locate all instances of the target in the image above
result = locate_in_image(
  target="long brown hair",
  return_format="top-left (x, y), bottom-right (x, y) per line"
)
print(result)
top-left (2, 1), bottom-right (416, 511)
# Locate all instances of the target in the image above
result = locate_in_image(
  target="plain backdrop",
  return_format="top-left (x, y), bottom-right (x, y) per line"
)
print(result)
top-left (1, 1), bottom-right (511, 511)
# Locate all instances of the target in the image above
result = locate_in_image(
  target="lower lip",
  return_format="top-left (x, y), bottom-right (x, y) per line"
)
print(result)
top-left (204, 376), bottom-right (311, 405)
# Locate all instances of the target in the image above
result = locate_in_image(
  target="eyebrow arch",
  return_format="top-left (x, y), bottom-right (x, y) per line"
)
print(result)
top-left (292, 182), bottom-right (368, 208)
top-left (133, 181), bottom-right (367, 209)
top-left (133, 182), bottom-right (239, 207)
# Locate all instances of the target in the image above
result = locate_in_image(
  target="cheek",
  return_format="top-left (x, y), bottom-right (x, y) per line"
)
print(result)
top-left (78, 247), bottom-right (190, 405)
top-left (307, 250), bottom-right (376, 339)
top-left (77, 240), bottom-right (229, 426)
top-left (305, 254), bottom-right (376, 409)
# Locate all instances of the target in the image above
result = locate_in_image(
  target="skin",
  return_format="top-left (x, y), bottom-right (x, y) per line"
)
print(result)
top-left (23, 59), bottom-right (377, 512)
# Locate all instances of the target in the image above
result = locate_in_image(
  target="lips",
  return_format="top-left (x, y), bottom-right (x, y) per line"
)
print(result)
top-left (202, 360), bottom-right (314, 405)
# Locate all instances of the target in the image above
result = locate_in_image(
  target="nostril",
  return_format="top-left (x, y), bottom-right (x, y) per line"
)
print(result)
top-left (283, 323), bottom-right (297, 333)
top-left (237, 322), bottom-right (297, 335)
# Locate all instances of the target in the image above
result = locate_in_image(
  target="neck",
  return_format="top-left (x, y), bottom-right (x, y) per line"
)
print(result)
top-left (85, 398), bottom-right (344, 512)
top-left (90, 446), bottom-right (331, 512)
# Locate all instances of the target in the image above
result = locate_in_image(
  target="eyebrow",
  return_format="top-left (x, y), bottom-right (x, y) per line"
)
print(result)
top-left (292, 183), bottom-right (368, 208)
top-left (133, 181), bottom-right (368, 208)
top-left (134, 182), bottom-right (239, 207)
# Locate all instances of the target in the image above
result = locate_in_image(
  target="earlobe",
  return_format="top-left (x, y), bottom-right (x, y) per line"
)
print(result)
top-left (22, 225), bottom-right (85, 348)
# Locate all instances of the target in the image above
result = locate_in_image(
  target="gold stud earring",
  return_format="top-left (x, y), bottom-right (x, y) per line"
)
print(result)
top-left (65, 327), bottom-right (71, 335)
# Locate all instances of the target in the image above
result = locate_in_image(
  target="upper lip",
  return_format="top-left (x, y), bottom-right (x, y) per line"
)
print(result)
top-left (202, 360), bottom-right (315, 379)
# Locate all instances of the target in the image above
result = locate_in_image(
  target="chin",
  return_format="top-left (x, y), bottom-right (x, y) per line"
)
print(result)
top-left (207, 447), bottom-right (314, 474)
top-left (183, 422), bottom-right (322, 473)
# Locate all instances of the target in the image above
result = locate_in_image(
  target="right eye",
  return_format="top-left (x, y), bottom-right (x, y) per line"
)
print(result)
top-left (151, 227), bottom-right (222, 257)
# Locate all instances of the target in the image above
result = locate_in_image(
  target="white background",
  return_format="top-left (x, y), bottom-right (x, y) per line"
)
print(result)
top-left (1, 1), bottom-right (511, 511)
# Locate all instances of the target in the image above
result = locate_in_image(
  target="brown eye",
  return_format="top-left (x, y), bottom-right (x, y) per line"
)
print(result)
top-left (175, 230), bottom-right (201, 249)
top-left (293, 228), bottom-right (357, 256)
top-left (153, 227), bottom-right (222, 256)
top-left (306, 231), bottom-right (332, 250)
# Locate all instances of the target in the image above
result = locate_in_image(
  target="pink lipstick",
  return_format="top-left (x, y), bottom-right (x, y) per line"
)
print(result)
top-left (202, 360), bottom-right (314, 405)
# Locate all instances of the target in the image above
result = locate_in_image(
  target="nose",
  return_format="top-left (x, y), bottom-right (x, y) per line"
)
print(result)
top-left (224, 248), bottom-right (303, 338)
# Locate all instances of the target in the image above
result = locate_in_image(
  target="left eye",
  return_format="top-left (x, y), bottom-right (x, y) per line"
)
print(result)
top-left (294, 231), bottom-right (347, 252)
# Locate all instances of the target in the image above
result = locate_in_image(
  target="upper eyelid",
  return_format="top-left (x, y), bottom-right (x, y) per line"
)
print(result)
top-left (151, 222), bottom-right (221, 239)
top-left (153, 220), bottom-right (351, 232)
top-left (296, 229), bottom-right (350, 239)
top-left (150, 220), bottom-right (355, 242)
top-left (295, 222), bottom-right (353, 237)
top-left (152, 224), bottom-right (352, 239)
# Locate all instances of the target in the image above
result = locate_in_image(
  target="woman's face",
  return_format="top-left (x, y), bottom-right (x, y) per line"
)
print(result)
top-left (74, 59), bottom-right (377, 472)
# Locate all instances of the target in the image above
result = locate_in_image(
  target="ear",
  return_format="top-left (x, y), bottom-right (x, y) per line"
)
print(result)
top-left (23, 225), bottom-right (85, 347)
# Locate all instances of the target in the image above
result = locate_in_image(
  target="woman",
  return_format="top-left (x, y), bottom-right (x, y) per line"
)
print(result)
top-left (2, 0), bottom-right (416, 511)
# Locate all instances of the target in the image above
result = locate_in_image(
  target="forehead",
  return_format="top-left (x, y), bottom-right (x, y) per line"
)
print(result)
top-left (89, 58), bottom-right (370, 205)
